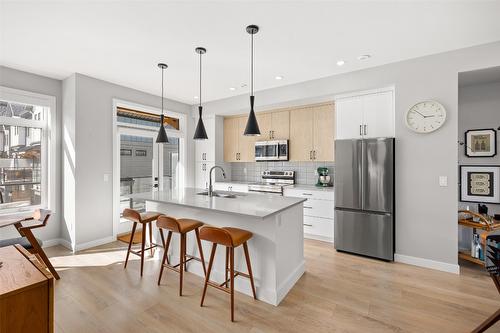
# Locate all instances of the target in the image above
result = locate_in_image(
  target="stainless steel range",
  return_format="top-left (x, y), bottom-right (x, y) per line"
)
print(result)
top-left (248, 170), bottom-right (295, 195)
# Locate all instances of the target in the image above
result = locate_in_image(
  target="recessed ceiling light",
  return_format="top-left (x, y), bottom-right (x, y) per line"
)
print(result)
top-left (275, 75), bottom-right (284, 80)
top-left (229, 87), bottom-right (236, 91)
top-left (336, 60), bottom-right (345, 66)
top-left (194, 96), bottom-right (199, 99)
top-left (357, 54), bottom-right (371, 61)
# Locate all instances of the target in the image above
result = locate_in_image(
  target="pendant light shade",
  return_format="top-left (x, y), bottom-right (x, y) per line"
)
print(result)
top-left (244, 24), bottom-right (261, 136)
top-left (193, 47), bottom-right (208, 140)
top-left (156, 63), bottom-right (169, 143)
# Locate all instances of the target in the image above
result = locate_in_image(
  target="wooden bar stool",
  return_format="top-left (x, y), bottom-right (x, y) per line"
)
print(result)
top-left (199, 225), bottom-right (257, 322)
top-left (157, 215), bottom-right (207, 296)
top-left (122, 208), bottom-right (162, 276)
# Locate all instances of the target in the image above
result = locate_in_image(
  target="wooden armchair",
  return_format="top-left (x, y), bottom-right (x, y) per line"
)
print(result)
top-left (0, 209), bottom-right (60, 279)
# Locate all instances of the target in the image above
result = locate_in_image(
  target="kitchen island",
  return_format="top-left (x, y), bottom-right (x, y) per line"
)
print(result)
top-left (128, 188), bottom-right (306, 306)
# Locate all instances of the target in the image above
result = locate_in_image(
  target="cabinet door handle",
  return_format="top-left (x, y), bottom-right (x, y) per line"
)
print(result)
top-left (303, 223), bottom-right (313, 227)
top-left (359, 125), bottom-right (362, 136)
top-left (313, 150), bottom-right (316, 160)
top-left (304, 206), bottom-right (313, 209)
top-left (272, 130), bottom-right (275, 139)
top-left (309, 151), bottom-right (312, 160)
top-left (363, 125), bottom-right (367, 136)
top-left (302, 193), bottom-right (313, 196)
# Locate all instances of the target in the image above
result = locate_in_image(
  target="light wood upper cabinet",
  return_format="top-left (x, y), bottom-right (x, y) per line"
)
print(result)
top-left (290, 103), bottom-right (335, 162)
top-left (313, 103), bottom-right (335, 161)
top-left (238, 116), bottom-right (255, 162)
top-left (256, 113), bottom-right (272, 140)
top-left (290, 106), bottom-right (314, 161)
top-left (224, 117), bottom-right (239, 162)
top-left (256, 111), bottom-right (289, 140)
top-left (223, 102), bottom-right (334, 163)
top-left (271, 110), bottom-right (290, 140)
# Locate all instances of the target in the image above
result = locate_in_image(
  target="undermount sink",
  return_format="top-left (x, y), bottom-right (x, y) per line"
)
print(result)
top-left (197, 191), bottom-right (238, 199)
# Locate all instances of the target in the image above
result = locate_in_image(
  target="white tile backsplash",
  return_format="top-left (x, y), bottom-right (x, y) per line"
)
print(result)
top-left (230, 161), bottom-right (334, 185)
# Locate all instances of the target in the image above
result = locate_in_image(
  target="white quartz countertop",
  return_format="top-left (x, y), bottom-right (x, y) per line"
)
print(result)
top-left (127, 188), bottom-right (306, 218)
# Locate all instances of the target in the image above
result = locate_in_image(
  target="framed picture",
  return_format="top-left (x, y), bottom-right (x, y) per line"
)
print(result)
top-left (465, 128), bottom-right (497, 157)
top-left (460, 165), bottom-right (500, 203)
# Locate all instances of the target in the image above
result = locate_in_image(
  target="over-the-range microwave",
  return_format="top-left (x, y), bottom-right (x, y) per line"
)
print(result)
top-left (255, 140), bottom-right (289, 161)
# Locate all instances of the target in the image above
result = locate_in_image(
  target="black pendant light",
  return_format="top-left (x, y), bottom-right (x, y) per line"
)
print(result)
top-left (244, 24), bottom-right (261, 136)
top-left (156, 63), bottom-right (169, 143)
top-left (193, 47), bottom-right (208, 140)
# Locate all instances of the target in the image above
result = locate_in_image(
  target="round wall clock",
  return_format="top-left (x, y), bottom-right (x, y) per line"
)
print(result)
top-left (405, 100), bottom-right (447, 134)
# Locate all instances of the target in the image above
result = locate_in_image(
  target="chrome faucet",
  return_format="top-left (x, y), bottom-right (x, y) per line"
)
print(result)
top-left (208, 165), bottom-right (226, 197)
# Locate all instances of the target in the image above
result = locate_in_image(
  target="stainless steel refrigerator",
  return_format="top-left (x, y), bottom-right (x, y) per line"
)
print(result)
top-left (334, 138), bottom-right (395, 261)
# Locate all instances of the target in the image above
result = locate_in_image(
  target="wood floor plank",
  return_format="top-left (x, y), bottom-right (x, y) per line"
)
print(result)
top-left (43, 239), bottom-right (500, 333)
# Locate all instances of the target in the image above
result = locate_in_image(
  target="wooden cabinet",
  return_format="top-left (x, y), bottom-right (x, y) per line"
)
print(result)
top-left (223, 103), bottom-right (333, 163)
top-left (290, 106), bottom-right (313, 161)
top-left (335, 89), bottom-right (394, 139)
top-left (290, 103), bottom-right (335, 161)
top-left (257, 110), bottom-right (290, 140)
top-left (223, 117), bottom-right (239, 162)
top-left (0, 245), bottom-right (54, 333)
top-left (223, 116), bottom-right (255, 162)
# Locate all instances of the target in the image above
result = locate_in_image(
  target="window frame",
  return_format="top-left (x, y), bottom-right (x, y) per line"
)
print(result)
top-left (0, 86), bottom-right (57, 215)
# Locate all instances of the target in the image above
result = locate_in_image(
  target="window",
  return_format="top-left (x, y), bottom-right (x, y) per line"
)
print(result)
top-left (0, 94), bottom-right (51, 213)
top-left (120, 148), bottom-right (132, 156)
top-left (135, 149), bottom-right (147, 157)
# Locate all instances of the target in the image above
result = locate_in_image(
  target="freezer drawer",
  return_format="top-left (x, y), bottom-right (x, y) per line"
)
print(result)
top-left (334, 209), bottom-right (393, 261)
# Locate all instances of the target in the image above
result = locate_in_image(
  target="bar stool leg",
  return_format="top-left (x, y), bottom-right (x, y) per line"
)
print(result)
top-left (243, 242), bottom-right (257, 299)
top-left (195, 228), bottom-right (207, 275)
top-left (179, 233), bottom-right (185, 296)
top-left (140, 224), bottom-right (146, 276)
top-left (224, 247), bottom-right (229, 287)
top-left (158, 229), bottom-right (171, 285)
top-left (148, 222), bottom-right (154, 257)
top-left (159, 228), bottom-right (166, 249)
top-left (165, 231), bottom-right (172, 265)
top-left (201, 243), bottom-right (217, 307)
top-left (230, 247), bottom-right (235, 322)
top-left (124, 222), bottom-right (137, 269)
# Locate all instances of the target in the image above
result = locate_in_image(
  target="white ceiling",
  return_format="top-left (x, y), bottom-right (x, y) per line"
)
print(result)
top-left (1, 1), bottom-right (500, 104)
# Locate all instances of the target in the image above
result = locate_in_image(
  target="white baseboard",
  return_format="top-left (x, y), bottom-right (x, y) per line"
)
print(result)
top-left (42, 238), bottom-right (62, 248)
top-left (395, 253), bottom-right (459, 274)
top-left (304, 233), bottom-right (333, 243)
top-left (58, 238), bottom-right (73, 251)
top-left (75, 236), bottom-right (115, 252)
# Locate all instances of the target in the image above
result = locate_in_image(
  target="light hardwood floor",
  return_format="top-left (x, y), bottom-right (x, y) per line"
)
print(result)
top-left (45, 239), bottom-right (499, 333)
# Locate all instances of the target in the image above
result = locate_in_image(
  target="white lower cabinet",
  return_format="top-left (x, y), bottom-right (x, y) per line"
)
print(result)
top-left (213, 182), bottom-right (249, 193)
top-left (195, 161), bottom-right (214, 190)
top-left (284, 187), bottom-right (334, 243)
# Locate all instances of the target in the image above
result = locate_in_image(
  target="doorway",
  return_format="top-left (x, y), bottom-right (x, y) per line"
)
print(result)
top-left (112, 100), bottom-right (185, 238)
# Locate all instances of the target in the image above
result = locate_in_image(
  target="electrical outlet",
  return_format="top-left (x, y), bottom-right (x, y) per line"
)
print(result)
top-left (439, 176), bottom-right (448, 187)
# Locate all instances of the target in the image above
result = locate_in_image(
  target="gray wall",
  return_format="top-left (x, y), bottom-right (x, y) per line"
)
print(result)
top-left (0, 66), bottom-right (62, 242)
top-left (70, 73), bottom-right (192, 246)
top-left (458, 80), bottom-right (500, 217)
top-left (201, 41), bottom-right (500, 267)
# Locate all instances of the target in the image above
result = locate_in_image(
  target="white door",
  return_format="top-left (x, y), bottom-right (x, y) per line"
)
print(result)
top-left (335, 97), bottom-right (364, 139)
top-left (362, 91), bottom-right (395, 138)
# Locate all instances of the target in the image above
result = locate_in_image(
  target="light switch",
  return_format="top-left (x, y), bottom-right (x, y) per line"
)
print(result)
top-left (439, 176), bottom-right (448, 187)
top-left (103, 173), bottom-right (110, 182)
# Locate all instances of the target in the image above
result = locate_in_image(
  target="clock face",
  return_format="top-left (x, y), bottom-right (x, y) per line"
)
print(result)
top-left (406, 100), bottom-right (446, 133)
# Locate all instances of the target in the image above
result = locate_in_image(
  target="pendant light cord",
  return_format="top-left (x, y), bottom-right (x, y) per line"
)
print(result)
top-left (251, 32), bottom-right (254, 96)
top-left (161, 66), bottom-right (164, 119)
top-left (199, 52), bottom-right (202, 107)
